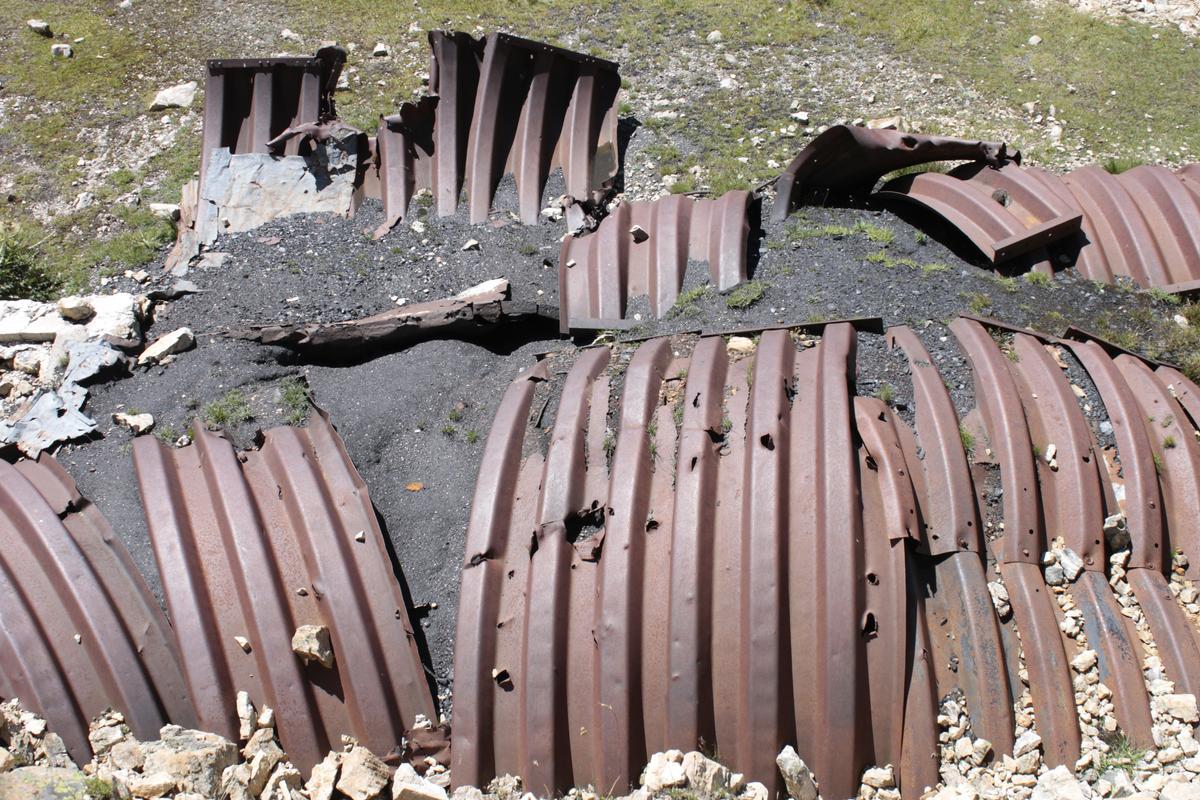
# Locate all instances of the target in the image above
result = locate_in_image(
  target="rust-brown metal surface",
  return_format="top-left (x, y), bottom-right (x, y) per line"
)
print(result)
top-left (0, 455), bottom-right (194, 762)
top-left (199, 47), bottom-right (345, 184)
top-left (874, 153), bottom-right (1200, 290)
top-left (373, 31), bottom-right (620, 236)
top-left (771, 125), bottom-right (1019, 220)
top-left (131, 409), bottom-right (436, 774)
top-left (557, 191), bottom-right (753, 332)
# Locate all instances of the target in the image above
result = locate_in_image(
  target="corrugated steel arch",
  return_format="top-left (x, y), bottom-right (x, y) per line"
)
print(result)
top-left (0, 456), bottom-right (194, 762)
top-left (132, 410), bottom-right (435, 774)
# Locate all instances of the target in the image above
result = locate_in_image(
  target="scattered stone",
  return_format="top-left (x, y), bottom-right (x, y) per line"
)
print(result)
top-left (0, 748), bottom-right (13, 773)
top-left (462, 239), bottom-right (481, 252)
top-left (129, 770), bottom-right (176, 797)
top-left (1028, 34), bottom-right (1043, 45)
top-left (373, 42), bottom-right (389, 57)
top-left (263, 761), bottom-right (303, 797)
top-left (235, 692), bottom-right (255, 741)
top-left (234, 636), bottom-right (251, 653)
top-left (112, 411), bottom-right (154, 435)
top-left (1059, 546), bottom-right (1084, 582)
top-left (393, 763), bottom-right (449, 800)
top-left (862, 765), bottom-right (895, 788)
top-left (706, 30), bottom-right (723, 43)
top-left (988, 580), bottom-right (1011, 617)
top-left (56, 296), bottom-right (94, 322)
top-left (867, 115), bottom-right (902, 130)
top-left (1176, 314), bottom-right (1190, 329)
top-left (641, 751), bottom-right (687, 792)
top-left (775, 746), bottom-right (818, 800)
top-left (149, 81), bottom-right (197, 111)
top-left (279, 28), bottom-right (301, 42)
top-left (1045, 563), bottom-right (1066, 586)
top-left (682, 751), bottom-right (732, 793)
top-left (1162, 781), bottom-right (1200, 800)
top-left (1032, 765), bottom-right (1086, 800)
top-left (1071, 649), bottom-right (1098, 672)
top-left (27, 19), bottom-right (51, 36)
top-left (1014, 731), bottom-right (1042, 758)
top-left (629, 225), bottom-right (650, 243)
top-left (726, 336), bottom-right (757, 355)
top-left (306, 752), bottom-right (341, 800)
top-left (137, 327), bottom-right (194, 365)
top-left (335, 746), bottom-right (390, 800)
top-left (1157, 694), bottom-right (1200, 724)
top-left (50, 43), bottom-right (72, 58)
top-left (149, 203), bottom-right (182, 221)
top-left (291, 624), bottom-right (335, 668)
top-left (140, 725), bottom-right (237, 797)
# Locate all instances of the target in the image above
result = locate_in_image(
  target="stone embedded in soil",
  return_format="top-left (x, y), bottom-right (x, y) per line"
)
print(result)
top-left (50, 43), bottom-right (72, 57)
top-left (26, 18), bottom-right (51, 35)
top-left (112, 411), bottom-right (154, 434)
top-left (138, 327), bottom-right (194, 365)
top-left (148, 81), bottom-right (197, 111)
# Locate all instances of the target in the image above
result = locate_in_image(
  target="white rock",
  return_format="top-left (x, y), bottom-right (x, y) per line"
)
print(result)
top-left (1059, 547), bottom-right (1084, 581)
top-left (112, 412), bottom-right (154, 434)
top-left (706, 30), bottom-right (723, 43)
top-left (462, 239), bottom-right (481, 252)
top-left (291, 624), bottom-right (334, 668)
top-left (138, 327), bottom-right (194, 365)
top-left (988, 581), bottom-right (1011, 616)
top-left (1157, 694), bottom-right (1200, 724)
top-left (1176, 314), bottom-right (1190, 329)
top-left (149, 81), bottom-right (197, 111)
top-left (336, 746), bottom-right (390, 800)
top-left (681, 751), bottom-right (732, 793)
top-left (149, 203), bottom-right (182, 221)
top-left (1028, 35), bottom-right (1043, 45)
top-left (50, 43), bottom-right (72, 58)
top-left (27, 19), bottom-right (51, 36)
top-left (954, 736), bottom-right (974, 760)
top-left (1071, 649), bottom-right (1097, 672)
top-left (727, 336), bottom-right (757, 355)
top-left (393, 763), bottom-right (449, 800)
top-left (1032, 765), bottom-right (1086, 800)
top-left (1045, 563), bottom-right (1066, 586)
top-left (373, 42), bottom-right (389, 57)
top-left (1162, 781), bottom-right (1200, 800)
top-left (56, 296), bottom-right (94, 322)
top-left (641, 751), bottom-right (686, 792)
top-left (279, 28), bottom-right (301, 42)
top-left (306, 752), bottom-right (341, 800)
top-left (235, 691), bottom-right (255, 740)
top-left (862, 765), bottom-right (895, 788)
top-left (775, 746), bottom-right (818, 800)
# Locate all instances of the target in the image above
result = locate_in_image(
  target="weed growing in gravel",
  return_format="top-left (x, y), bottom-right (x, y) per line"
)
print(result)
top-left (921, 262), bottom-right (949, 274)
top-left (876, 383), bottom-right (895, 406)
top-left (669, 284), bottom-right (712, 317)
top-left (279, 378), bottom-right (310, 425)
top-left (1024, 271), bottom-right (1052, 287)
top-left (466, 430), bottom-right (480, 444)
top-left (0, 228), bottom-right (60, 301)
top-left (959, 425), bottom-right (976, 458)
top-left (203, 390), bottom-right (252, 428)
top-left (853, 221), bottom-right (894, 245)
top-left (866, 251), bottom-right (891, 265)
top-left (84, 777), bottom-right (113, 799)
top-left (962, 292), bottom-right (991, 315)
top-left (518, 243), bottom-right (539, 256)
top-left (725, 281), bottom-right (767, 310)
top-left (154, 425), bottom-right (180, 445)
top-left (448, 406), bottom-right (464, 422)
top-left (991, 275), bottom-right (1018, 293)
top-left (1147, 286), bottom-right (1181, 305)
top-left (441, 425), bottom-right (456, 437)
top-left (1097, 733), bottom-right (1148, 776)
top-left (1103, 157), bottom-right (1145, 175)
top-left (1164, 435), bottom-right (1177, 449)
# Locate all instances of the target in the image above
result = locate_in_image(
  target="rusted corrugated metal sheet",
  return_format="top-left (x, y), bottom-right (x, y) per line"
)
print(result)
top-left (199, 47), bottom-right (345, 184)
top-left (771, 125), bottom-right (1019, 220)
top-left (131, 409), bottom-right (435, 774)
top-left (373, 31), bottom-right (620, 236)
top-left (557, 191), bottom-right (752, 332)
top-left (874, 154), bottom-right (1200, 289)
top-left (0, 455), bottom-right (194, 762)
top-left (455, 318), bottom-right (1200, 796)
top-left (453, 323), bottom-right (938, 800)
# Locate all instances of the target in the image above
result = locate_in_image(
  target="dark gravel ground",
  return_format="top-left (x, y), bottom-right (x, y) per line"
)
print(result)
top-left (43, 150), bottom-right (1180, 715)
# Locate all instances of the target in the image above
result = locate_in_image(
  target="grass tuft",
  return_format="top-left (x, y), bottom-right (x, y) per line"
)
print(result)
top-left (203, 390), bottom-right (252, 428)
top-left (725, 280), bottom-right (768, 310)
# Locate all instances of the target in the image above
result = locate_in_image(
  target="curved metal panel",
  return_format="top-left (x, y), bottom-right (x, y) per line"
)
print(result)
top-left (132, 410), bottom-right (435, 774)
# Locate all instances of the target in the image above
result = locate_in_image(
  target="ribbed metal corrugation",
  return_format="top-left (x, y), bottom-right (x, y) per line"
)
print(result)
top-left (373, 31), bottom-right (620, 236)
top-left (199, 47), bottom-right (345, 185)
top-left (454, 323), bottom-right (936, 799)
top-left (455, 319), bottom-right (1200, 796)
top-left (557, 191), bottom-right (752, 332)
top-left (870, 150), bottom-right (1200, 289)
top-left (771, 125), bottom-right (1019, 220)
top-left (131, 409), bottom-right (435, 774)
top-left (0, 455), bottom-right (194, 762)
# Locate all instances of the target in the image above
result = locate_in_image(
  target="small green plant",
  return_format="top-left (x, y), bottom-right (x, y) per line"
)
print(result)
top-left (1153, 452), bottom-right (1165, 473)
top-left (876, 383), bottom-right (895, 406)
top-left (1102, 157), bottom-right (1145, 175)
top-left (921, 261), bottom-right (950, 274)
top-left (84, 776), bottom-right (113, 799)
top-left (725, 280), bottom-right (768, 310)
top-left (1164, 435), bottom-right (1177, 449)
top-left (0, 228), bottom-right (60, 301)
top-left (518, 243), bottom-right (539, 256)
top-left (1024, 271), bottom-right (1052, 287)
top-left (441, 424), bottom-right (457, 437)
top-left (673, 402), bottom-right (685, 427)
top-left (203, 390), bottom-right (252, 428)
top-left (1147, 286), bottom-right (1181, 305)
top-left (154, 424), bottom-right (181, 445)
top-left (603, 431), bottom-right (616, 459)
top-left (448, 406), bottom-right (464, 422)
top-left (962, 292), bottom-right (991, 315)
top-left (854, 220), bottom-right (895, 245)
top-left (466, 429), bottom-right (480, 444)
top-left (992, 275), bottom-right (1019, 293)
top-left (279, 377), bottom-right (309, 425)
top-left (1096, 733), bottom-right (1148, 776)
top-left (915, 231), bottom-right (929, 245)
top-left (669, 284), bottom-right (712, 317)
top-left (959, 424), bottom-right (976, 457)
top-left (720, 416), bottom-right (733, 434)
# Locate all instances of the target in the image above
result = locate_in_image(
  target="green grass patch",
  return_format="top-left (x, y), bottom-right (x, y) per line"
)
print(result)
top-left (725, 280), bottom-right (768, 309)
top-left (1023, 271), bottom-right (1052, 287)
top-left (279, 378), bottom-right (310, 425)
top-left (0, 227), bottom-right (61, 301)
top-left (203, 390), bottom-right (252, 428)
top-left (1097, 733), bottom-right (1148, 776)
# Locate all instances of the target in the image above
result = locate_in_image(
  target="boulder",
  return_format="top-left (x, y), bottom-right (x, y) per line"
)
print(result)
top-left (641, 751), bottom-right (686, 792)
top-left (149, 81), bottom-right (197, 111)
top-left (0, 766), bottom-right (91, 800)
top-left (335, 746), bottom-right (390, 800)
top-left (56, 296), bottom-right (94, 322)
top-left (682, 751), bottom-right (732, 793)
top-left (138, 327), bottom-right (194, 365)
top-left (775, 746), bottom-right (818, 800)
top-left (139, 725), bottom-right (237, 797)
